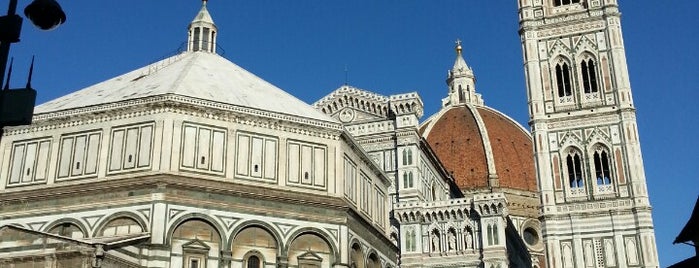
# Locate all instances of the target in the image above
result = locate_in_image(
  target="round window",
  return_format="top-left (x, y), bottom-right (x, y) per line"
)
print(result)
top-left (523, 227), bottom-right (539, 246)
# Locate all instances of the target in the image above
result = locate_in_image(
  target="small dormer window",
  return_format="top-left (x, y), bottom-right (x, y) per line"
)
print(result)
top-left (554, 0), bottom-right (581, 6)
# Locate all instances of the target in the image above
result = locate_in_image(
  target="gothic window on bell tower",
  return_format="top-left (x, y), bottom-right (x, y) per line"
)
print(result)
top-left (592, 146), bottom-right (614, 193)
top-left (581, 58), bottom-right (599, 95)
top-left (555, 60), bottom-right (574, 104)
top-left (565, 149), bottom-right (585, 196)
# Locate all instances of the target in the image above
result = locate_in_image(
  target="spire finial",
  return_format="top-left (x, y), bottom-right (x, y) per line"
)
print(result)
top-left (455, 39), bottom-right (463, 55)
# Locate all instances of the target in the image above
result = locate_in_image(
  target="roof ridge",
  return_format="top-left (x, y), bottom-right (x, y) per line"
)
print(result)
top-left (168, 52), bottom-right (199, 94)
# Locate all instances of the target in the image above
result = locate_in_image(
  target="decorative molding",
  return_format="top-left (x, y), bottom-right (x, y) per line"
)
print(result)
top-left (272, 222), bottom-right (296, 237)
top-left (6, 96), bottom-right (342, 141)
top-left (168, 208), bottom-right (185, 221)
top-left (82, 215), bottom-right (105, 229)
top-left (27, 221), bottom-right (47, 231)
top-left (137, 208), bottom-right (151, 221)
top-left (325, 227), bottom-right (339, 241)
top-left (215, 215), bottom-right (240, 230)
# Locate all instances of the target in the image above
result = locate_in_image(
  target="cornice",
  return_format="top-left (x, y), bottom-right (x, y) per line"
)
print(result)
top-left (0, 173), bottom-right (349, 213)
top-left (35, 94), bottom-right (341, 128)
top-left (5, 98), bottom-right (342, 140)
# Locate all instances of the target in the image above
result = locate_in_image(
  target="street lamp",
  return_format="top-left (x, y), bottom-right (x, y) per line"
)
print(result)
top-left (0, 0), bottom-right (66, 130)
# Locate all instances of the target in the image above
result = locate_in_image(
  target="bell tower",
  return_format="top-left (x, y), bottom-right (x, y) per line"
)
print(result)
top-left (518, 1), bottom-right (659, 267)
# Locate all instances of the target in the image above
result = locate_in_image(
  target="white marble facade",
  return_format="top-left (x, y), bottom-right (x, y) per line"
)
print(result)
top-left (0, 1), bottom-right (659, 268)
top-left (0, 2), bottom-right (396, 268)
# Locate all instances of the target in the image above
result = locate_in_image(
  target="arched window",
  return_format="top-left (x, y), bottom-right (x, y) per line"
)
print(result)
top-left (593, 148), bottom-right (612, 185)
top-left (581, 59), bottom-right (598, 94)
top-left (407, 150), bottom-right (413, 165)
top-left (487, 225), bottom-right (494, 246)
top-left (406, 229), bottom-right (417, 251)
top-left (247, 255), bottom-right (261, 268)
top-left (566, 150), bottom-right (584, 190)
top-left (402, 150), bottom-right (408, 165)
top-left (492, 224), bottom-right (499, 245)
top-left (408, 172), bottom-right (414, 188)
top-left (403, 172), bottom-right (409, 188)
top-left (555, 62), bottom-right (572, 97)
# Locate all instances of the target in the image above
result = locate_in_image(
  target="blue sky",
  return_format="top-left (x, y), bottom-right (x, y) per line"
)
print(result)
top-left (6, 1), bottom-right (698, 265)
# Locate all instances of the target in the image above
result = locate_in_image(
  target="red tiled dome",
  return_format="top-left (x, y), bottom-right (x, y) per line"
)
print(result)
top-left (421, 105), bottom-right (537, 192)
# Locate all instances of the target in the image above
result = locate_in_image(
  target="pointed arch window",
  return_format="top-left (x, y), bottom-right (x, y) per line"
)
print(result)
top-left (593, 150), bottom-right (612, 185)
top-left (593, 147), bottom-right (615, 194)
top-left (492, 224), bottom-right (499, 245)
top-left (402, 150), bottom-right (408, 166)
top-left (555, 62), bottom-right (572, 98)
top-left (566, 150), bottom-right (585, 195)
top-left (403, 172), bottom-right (414, 188)
top-left (487, 224), bottom-right (497, 246)
top-left (581, 59), bottom-right (599, 94)
top-left (406, 229), bottom-right (417, 252)
top-left (407, 150), bottom-right (413, 165)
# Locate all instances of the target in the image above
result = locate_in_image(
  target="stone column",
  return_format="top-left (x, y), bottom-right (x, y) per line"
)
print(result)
top-left (276, 256), bottom-right (289, 268)
top-left (220, 250), bottom-right (233, 268)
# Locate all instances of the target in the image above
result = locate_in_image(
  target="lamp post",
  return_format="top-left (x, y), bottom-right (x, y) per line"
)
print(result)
top-left (0, 0), bottom-right (66, 134)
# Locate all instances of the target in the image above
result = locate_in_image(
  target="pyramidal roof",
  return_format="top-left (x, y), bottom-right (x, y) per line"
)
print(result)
top-left (36, 52), bottom-right (334, 122)
top-left (35, 2), bottom-right (336, 124)
top-left (450, 40), bottom-right (472, 76)
top-left (191, 0), bottom-right (215, 26)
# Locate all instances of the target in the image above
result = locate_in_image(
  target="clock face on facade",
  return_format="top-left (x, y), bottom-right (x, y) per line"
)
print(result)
top-left (339, 108), bottom-right (355, 123)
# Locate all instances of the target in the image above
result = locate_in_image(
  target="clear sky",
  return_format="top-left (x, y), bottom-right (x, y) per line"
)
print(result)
top-left (6, 1), bottom-right (698, 265)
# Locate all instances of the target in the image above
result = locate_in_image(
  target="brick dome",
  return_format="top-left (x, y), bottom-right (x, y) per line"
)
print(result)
top-left (420, 104), bottom-right (536, 192)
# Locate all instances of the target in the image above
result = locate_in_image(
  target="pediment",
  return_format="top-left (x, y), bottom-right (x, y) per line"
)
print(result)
top-left (549, 39), bottom-right (573, 57)
top-left (558, 131), bottom-right (583, 147)
top-left (298, 250), bottom-right (323, 261)
top-left (182, 239), bottom-right (210, 251)
top-left (585, 127), bottom-right (611, 144)
top-left (574, 35), bottom-right (598, 54)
